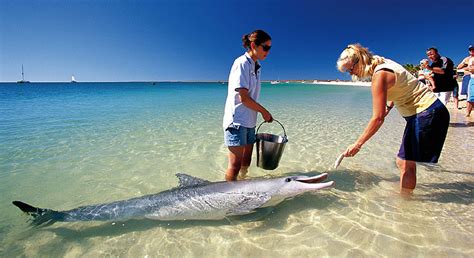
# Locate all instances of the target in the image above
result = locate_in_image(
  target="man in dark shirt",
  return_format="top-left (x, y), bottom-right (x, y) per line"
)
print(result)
top-left (425, 47), bottom-right (457, 105)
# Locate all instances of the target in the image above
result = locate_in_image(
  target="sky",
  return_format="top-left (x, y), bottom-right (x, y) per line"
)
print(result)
top-left (1, 0), bottom-right (473, 82)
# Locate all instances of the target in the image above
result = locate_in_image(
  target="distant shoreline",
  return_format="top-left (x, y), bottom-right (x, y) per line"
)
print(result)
top-left (0, 80), bottom-right (370, 86)
top-left (4, 80), bottom-right (463, 89)
top-left (309, 80), bottom-right (371, 87)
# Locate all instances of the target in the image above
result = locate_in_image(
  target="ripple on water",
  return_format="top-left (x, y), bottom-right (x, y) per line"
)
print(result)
top-left (0, 83), bottom-right (473, 256)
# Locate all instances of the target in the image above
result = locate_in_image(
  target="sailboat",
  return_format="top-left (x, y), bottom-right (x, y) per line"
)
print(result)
top-left (71, 74), bottom-right (77, 83)
top-left (17, 65), bottom-right (30, 83)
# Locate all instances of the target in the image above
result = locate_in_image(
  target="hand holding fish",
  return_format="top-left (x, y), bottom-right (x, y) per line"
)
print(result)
top-left (334, 143), bottom-right (362, 169)
top-left (343, 143), bottom-right (362, 157)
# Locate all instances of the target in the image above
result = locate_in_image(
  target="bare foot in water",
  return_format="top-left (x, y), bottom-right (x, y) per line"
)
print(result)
top-left (237, 168), bottom-right (249, 180)
top-left (400, 187), bottom-right (414, 199)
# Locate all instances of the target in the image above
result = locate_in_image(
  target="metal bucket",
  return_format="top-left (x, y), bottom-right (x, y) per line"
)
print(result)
top-left (256, 119), bottom-right (288, 170)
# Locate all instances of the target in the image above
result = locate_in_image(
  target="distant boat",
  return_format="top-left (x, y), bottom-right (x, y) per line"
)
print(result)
top-left (17, 65), bottom-right (30, 83)
top-left (71, 75), bottom-right (77, 83)
top-left (270, 80), bottom-right (280, 84)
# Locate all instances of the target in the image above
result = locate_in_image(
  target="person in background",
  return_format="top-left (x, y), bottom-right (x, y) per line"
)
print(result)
top-left (337, 44), bottom-right (449, 195)
top-left (418, 59), bottom-right (435, 90)
top-left (452, 74), bottom-right (460, 110)
top-left (425, 47), bottom-right (457, 107)
top-left (457, 44), bottom-right (474, 116)
top-left (222, 29), bottom-right (273, 181)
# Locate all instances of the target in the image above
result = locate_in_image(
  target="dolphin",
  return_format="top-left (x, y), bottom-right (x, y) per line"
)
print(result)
top-left (13, 173), bottom-right (334, 226)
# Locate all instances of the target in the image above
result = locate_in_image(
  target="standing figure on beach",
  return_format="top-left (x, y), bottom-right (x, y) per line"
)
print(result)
top-left (336, 44), bottom-right (449, 195)
top-left (456, 44), bottom-right (474, 116)
top-left (425, 47), bottom-right (458, 108)
top-left (222, 29), bottom-right (273, 181)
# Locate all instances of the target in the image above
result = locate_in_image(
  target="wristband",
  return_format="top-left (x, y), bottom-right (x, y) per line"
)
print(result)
top-left (386, 105), bottom-right (393, 110)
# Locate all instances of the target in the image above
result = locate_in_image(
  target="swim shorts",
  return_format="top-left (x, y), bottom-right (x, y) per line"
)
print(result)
top-left (468, 77), bottom-right (474, 102)
top-left (461, 75), bottom-right (470, 95)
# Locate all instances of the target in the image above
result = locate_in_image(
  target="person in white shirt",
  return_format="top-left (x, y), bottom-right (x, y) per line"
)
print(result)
top-left (222, 29), bottom-right (273, 181)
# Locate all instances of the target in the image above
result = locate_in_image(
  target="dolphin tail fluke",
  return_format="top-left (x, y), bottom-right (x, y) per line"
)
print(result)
top-left (12, 201), bottom-right (65, 226)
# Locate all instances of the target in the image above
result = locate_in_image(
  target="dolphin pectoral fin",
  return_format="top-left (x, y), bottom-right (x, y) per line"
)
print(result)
top-left (227, 193), bottom-right (272, 216)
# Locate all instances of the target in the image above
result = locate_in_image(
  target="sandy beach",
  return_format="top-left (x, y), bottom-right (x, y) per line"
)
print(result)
top-left (311, 80), bottom-right (371, 87)
top-left (316, 80), bottom-right (473, 120)
top-left (310, 80), bottom-right (466, 88)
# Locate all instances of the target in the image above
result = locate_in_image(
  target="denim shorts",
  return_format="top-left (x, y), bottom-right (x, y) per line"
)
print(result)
top-left (224, 124), bottom-right (256, 147)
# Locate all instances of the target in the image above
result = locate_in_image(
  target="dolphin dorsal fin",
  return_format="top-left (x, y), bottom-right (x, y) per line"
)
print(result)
top-left (176, 173), bottom-right (211, 188)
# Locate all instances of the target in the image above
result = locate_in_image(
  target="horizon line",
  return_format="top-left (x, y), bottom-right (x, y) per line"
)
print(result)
top-left (0, 79), bottom-right (352, 84)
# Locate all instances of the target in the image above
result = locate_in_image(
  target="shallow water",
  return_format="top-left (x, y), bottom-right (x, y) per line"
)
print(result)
top-left (0, 82), bottom-right (472, 257)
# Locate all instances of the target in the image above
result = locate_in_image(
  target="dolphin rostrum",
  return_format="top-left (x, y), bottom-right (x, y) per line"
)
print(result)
top-left (13, 173), bottom-right (334, 226)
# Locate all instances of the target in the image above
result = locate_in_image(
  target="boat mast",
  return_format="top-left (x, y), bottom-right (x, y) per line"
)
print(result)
top-left (21, 64), bottom-right (25, 81)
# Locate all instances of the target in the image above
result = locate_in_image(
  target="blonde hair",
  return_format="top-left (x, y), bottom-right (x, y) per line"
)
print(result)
top-left (337, 44), bottom-right (385, 80)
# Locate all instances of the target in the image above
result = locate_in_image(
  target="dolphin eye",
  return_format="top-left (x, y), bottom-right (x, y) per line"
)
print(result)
top-left (285, 178), bottom-right (292, 182)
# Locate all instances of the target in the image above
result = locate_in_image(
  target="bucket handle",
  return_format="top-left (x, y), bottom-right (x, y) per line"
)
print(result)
top-left (256, 119), bottom-right (287, 138)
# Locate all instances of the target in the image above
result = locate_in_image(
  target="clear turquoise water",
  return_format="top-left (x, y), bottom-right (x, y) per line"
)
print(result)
top-left (0, 82), bottom-right (472, 256)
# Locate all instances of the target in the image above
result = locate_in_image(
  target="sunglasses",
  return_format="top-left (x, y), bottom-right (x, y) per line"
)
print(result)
top-left (345, 59), bottom-right (359, 73)
top-left (260, 44), bottom-right (272, 52)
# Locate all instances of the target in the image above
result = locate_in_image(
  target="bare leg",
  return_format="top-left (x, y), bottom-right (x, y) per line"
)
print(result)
top-left (238, 144), bottom-right (254, 179)
top-left (467, 101), bottom-right (473, 117)
top-left (396, 158), bottom-right (417, 196)
top-left (454, 97), bottom-right (459, 109)
top-left (226, 146), bottom-right (244, 181)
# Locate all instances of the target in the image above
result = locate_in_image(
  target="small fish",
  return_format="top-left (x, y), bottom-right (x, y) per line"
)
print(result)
top-left (334, 153), bottom-right (344, 169)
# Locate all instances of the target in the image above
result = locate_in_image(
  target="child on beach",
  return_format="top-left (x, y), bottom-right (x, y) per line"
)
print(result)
top-left (222, 29), bottom-right (273, 181)
top-left (418, 59), bottom-right (436, 90)
top-left (337, 44), bottom-right (449, 195)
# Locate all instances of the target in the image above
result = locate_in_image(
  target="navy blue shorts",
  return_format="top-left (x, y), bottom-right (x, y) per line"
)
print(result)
top-left (398, 99), bottom-right (449, 163)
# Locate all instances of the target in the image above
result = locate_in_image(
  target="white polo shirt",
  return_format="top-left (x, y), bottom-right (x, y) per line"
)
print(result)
top-left (223, 52), bottom-right (261, 129)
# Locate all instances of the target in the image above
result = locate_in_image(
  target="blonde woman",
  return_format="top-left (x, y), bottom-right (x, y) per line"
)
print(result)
top-left (336, 44), bottom-right (449, 195)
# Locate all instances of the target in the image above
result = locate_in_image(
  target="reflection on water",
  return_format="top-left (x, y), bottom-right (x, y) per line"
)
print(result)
top-left (0, 83), bottom-right (473, 257)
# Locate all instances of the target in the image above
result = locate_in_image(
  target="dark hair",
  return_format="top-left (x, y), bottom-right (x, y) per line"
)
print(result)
top-left (427, 47), bottom-right (438, 53)
top-left (242, 30), bottom-right (271, 49)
